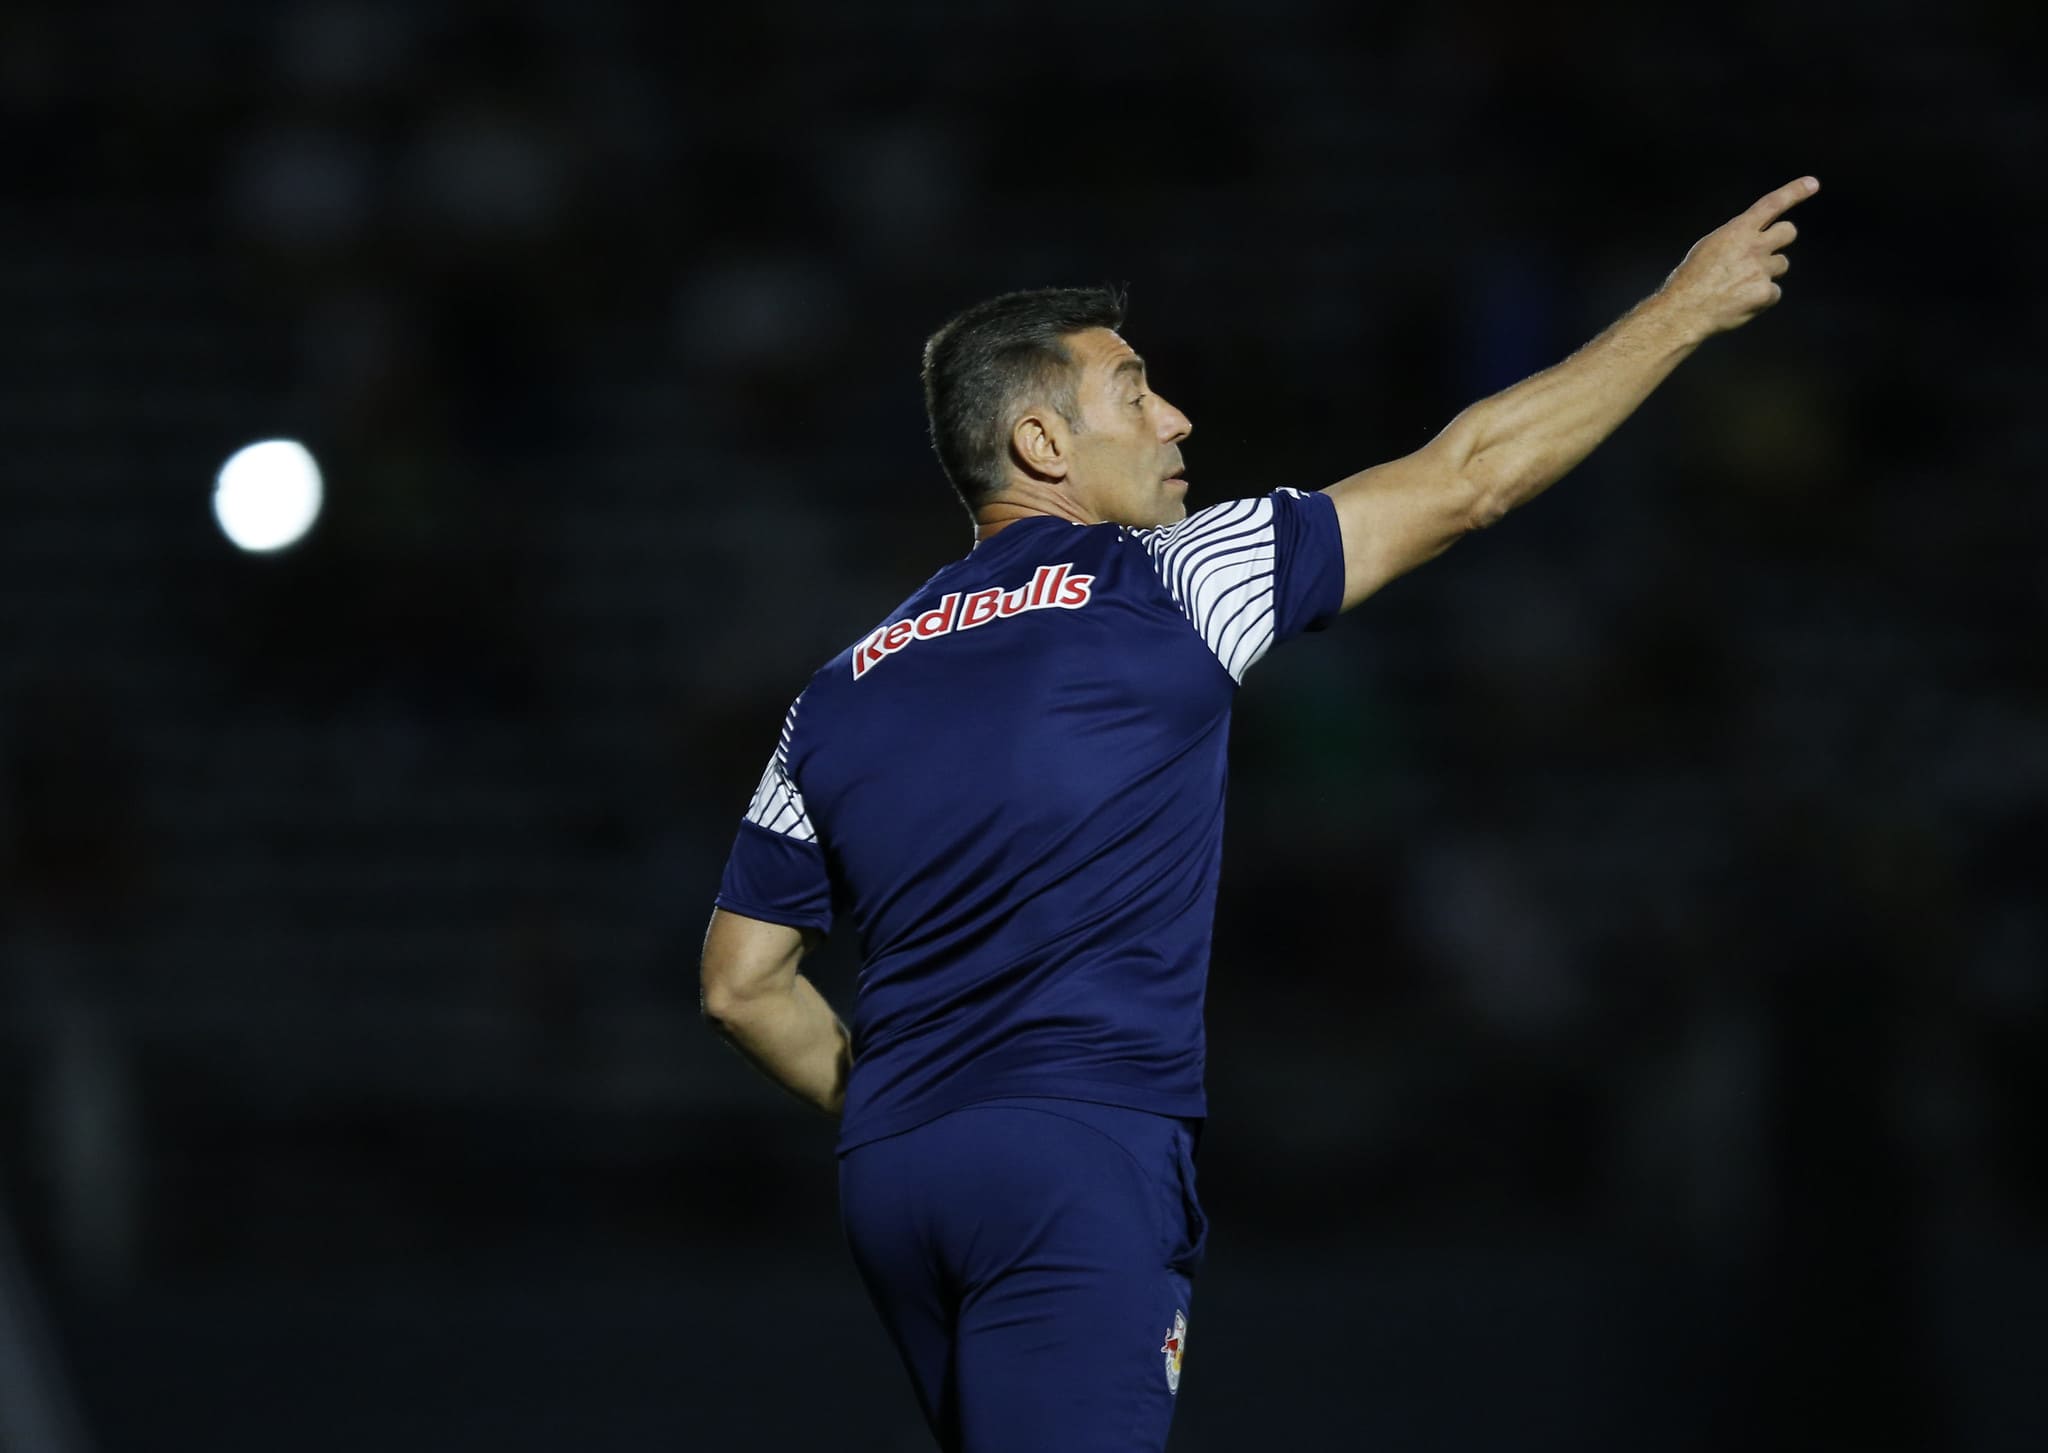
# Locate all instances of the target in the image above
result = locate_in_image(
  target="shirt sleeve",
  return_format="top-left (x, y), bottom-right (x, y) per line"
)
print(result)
top-left (714, 698), bottom-right (834, 933)
top-left (1134, 487), bottom-right (1346, 682)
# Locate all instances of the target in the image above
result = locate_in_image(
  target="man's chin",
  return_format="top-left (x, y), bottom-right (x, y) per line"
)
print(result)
top-left (1107, 489), bottom-right (1187, 529)
top-left (1128, 503), bottom-right (1185, 528)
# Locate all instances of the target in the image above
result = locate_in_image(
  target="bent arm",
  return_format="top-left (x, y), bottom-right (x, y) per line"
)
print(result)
top-left (700, 907), bottom-right (852, 1118)
top-left (1324, 175), bottom-right (1818, 610)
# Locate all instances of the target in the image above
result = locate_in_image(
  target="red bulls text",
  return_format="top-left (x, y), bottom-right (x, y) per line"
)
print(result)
top-left (852, 563), bottom-right (1093, 679)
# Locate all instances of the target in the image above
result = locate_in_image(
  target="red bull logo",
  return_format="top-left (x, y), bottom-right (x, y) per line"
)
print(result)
top-left (1161, 1309), bottom-right (1187, 1393)
top-left (851, 563), bottom-right (1095, 680)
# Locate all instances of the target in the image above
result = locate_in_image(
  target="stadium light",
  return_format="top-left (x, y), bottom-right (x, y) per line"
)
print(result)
top-left (213, 439), bottom-right (324, 553)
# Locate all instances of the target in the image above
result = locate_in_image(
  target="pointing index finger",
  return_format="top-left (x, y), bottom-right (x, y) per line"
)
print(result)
top-left (1745, 175), bottom-right (1821, 228)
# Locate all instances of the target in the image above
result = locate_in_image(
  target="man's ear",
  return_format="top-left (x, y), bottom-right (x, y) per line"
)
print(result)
top-left (1010, 409), bottom-right (1070, 482)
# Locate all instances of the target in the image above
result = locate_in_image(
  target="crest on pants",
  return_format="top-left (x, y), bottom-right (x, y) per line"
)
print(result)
top-left (1161, 1309), bottom-right (1188, 1393)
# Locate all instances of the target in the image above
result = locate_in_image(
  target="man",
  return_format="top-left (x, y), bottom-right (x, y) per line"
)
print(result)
top-left (700, 176), bottom-right (1819, 1451)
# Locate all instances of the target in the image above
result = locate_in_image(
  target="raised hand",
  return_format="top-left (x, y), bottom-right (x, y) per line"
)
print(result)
top-left (1662, 176), bottom-right (1820, 337)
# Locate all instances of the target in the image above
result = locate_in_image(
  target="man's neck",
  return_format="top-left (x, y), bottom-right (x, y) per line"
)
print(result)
top-left (973, 483), bottom-right (1096, 544)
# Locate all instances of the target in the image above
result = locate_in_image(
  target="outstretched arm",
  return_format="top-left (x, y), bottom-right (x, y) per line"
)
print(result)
top-left (1323, 175), bottom-right (1820, 610)
top-left (700, 907), bottom-right (852, 1118)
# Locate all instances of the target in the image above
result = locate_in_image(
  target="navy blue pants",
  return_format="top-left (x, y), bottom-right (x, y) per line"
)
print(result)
top-left (839, 1097), bottom-right (1209, 1452)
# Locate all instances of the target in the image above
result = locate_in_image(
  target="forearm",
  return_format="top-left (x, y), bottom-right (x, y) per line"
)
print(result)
top-left (1450, 289), bottom-right (1704, 528)
top-left (706, 974), bottom-right (854, 1118)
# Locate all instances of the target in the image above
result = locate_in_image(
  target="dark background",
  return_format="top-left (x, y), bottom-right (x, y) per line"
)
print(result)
top-left (2, 2), bottom-right (2044, 1450)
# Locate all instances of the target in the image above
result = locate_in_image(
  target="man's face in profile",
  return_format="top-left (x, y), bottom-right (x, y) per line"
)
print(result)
top-left (1059, 328), bottom-right (1194, 529)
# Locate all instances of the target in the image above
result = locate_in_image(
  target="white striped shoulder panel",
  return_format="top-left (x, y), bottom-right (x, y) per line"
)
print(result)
top-left (1128, 490), bottom-right (1305, 682)
top-left (742, 699), bottom-right (817, 843)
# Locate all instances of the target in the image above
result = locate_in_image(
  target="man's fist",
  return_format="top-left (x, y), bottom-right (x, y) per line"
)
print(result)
top-left (1662, 176), bottom-right (1819, 338)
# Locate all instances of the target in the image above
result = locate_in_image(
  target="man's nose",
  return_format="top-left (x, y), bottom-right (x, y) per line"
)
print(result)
top-left (1161, 400), bottom-right (1192, 443)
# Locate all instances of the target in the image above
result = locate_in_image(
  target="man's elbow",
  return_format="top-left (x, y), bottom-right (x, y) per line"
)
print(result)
top-left (699, 960), bottom-right (753, 1029)
top-left (1460, 453), bottom-right (1517, 531)
top-left (1466, 487), bottom-right (1511, 531)
top-left (699, 910), bottom-right (811, 1026)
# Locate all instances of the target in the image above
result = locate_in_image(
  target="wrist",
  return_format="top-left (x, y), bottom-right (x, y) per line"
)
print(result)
top-left (1640, 285), bottom-right (1712, 352)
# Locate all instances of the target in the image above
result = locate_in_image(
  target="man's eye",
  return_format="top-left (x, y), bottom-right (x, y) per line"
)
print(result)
top-left (1130, 395), bottom-right (1146, 408)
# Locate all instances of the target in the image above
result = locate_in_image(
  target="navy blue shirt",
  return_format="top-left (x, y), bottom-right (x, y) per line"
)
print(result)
top-left (716, 488), bottom-right (1346, 1153)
